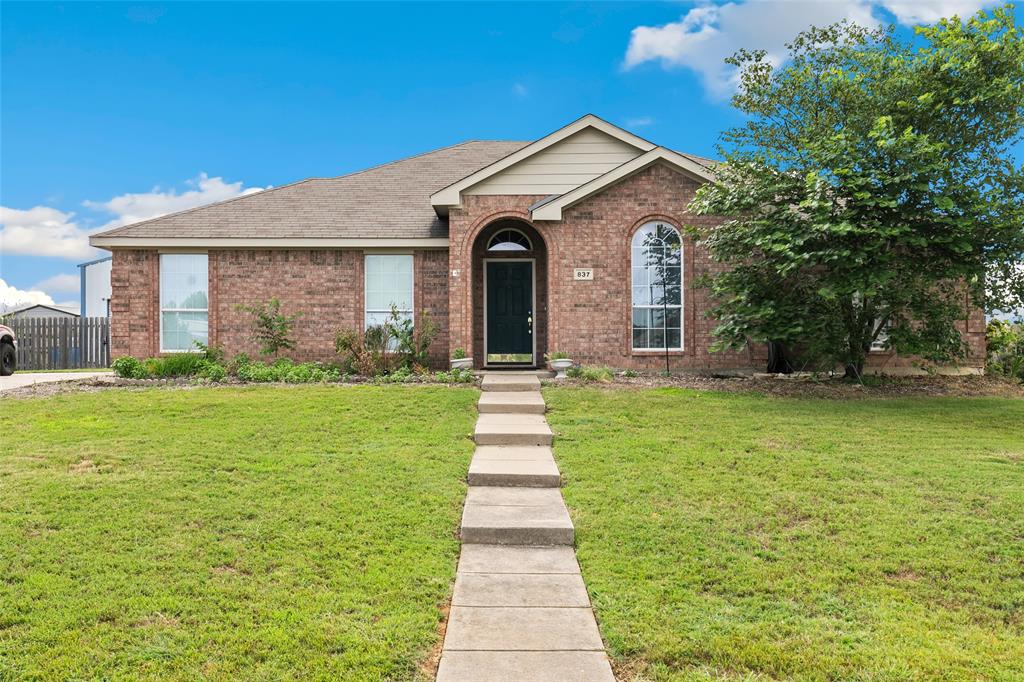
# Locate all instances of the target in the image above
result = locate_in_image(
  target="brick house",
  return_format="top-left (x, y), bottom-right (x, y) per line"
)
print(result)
top-left (89, 115), bottom-right (985, 374)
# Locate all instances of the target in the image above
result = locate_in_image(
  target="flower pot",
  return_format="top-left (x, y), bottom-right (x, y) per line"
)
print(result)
top-left (450, 357), bottom-right (473, 370)
top-left (550, 358), bottom-right (573, 379)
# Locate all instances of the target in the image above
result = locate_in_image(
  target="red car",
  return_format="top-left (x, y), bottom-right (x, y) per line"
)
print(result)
top-left (1, 324), bottom-right (16, 376)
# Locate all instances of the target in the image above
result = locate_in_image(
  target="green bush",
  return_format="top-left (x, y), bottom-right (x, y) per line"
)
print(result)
top-left (566, 365), bottom-right (614, 383)
top-left (196, 361), bottom-right (227, 382)
top-left (235, 358), bottom-right (341, 383)
top-left (622, 368), bottom-right (639, 378)
top-left (432, 368), bottom-right (476, 384)
top-left (546, 351), bottom-right (570, 361)
top-left (986, 319), bottom-right (1024, 381)
top-left (373, 366), bottom-right (416, 384)
top-left (146, 353), bottom-right (208, 378)
top-left (111, 356), bottom-right (148, 379)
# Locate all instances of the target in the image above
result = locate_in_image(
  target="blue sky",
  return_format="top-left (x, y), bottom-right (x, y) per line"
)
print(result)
top-left (0, 1), bottom-right (1016, 310)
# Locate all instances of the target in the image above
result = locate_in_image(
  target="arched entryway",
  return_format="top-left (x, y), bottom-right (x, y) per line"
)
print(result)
top-left (471, 219), bottom-right (548, 368)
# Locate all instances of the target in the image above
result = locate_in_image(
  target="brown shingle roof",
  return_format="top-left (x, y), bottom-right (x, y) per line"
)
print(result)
top-left (94, 140), bottom-right (529, 240)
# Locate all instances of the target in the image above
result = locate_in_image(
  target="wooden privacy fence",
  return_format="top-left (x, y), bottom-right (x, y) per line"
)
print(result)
top-left (8, 317), bottom-right (110, 370)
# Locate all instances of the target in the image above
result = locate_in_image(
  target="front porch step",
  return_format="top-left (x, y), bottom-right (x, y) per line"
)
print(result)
top-left (474, 413), bottom-right (553, 446)
top-left (437, 651), bottom-right (614, 682)
top-left (481, 374), bottom-right (541, 392)
top-left (478, 391), bottom-right (546, 414)
top-left (468, 457), bottom-right (561, 487)
top-left (460, 486), bottom-right (574, 545)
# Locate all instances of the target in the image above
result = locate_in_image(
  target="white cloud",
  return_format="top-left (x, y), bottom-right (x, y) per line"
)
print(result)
top-left (0, 278), bottom-right (55, 312)
top-left (34, 273), bottom-right (80, 295)
top-left (0, 173), bottom-right (263, 260)
top-left (624, 1), bottom-right (878, 99)
top-left (0, 206), bottom-right (96, 260)
top-left (512, 83), bottom-right (529, 97)
top-left (877, 0), bottom-right (995, 24)
top-left (84, 172), bottom-right (264, 230)
top-left (622, 0), bottom-right (995, 99)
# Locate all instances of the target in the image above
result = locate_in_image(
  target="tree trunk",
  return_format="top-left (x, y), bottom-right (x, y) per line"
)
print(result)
top-left (767, 341), bottom-right (793, 374)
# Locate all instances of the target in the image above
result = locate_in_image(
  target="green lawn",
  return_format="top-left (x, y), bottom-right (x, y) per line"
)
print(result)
top-left (0, 385), bottom-right (478, 680)
top-left (545, 387), bottom-right (1024, 681)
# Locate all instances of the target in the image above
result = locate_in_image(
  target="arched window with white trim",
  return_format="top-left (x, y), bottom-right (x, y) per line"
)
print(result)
top-left (631, 221), bottom-right (682, 350)
top-left (487, 228), bottom-right (532, 252)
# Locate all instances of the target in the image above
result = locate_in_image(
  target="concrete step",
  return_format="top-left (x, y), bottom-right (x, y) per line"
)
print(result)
top-left (442, 606), bottom-right (604, 651)
top-left (437, 651), bottom-right (615, 682)
top-left (481, 374), bottom-right (541, 392)
top-left (478, 391), bottom-right (546, 414)
top-left (461, 486), bottom-right (574, 545)
top-left (474, 413), bottom-right (552, 446)
top-left (468, 457), bottom-right (560, 487)
top-left (472, 445), bottom-right (556, 461)
top-left (458, 544), bottom-right (580, 575)
top-left (453, 572), bottom-right (590, 607)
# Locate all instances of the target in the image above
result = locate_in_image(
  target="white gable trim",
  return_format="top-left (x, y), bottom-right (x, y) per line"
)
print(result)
top-left (430, 114), bottom-right (655, 213)
top-left (530, 147), bottom-right (715, 221)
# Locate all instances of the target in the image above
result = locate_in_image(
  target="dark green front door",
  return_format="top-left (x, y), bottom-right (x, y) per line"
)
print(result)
top-left (486, 261), bottom-right (533, 364)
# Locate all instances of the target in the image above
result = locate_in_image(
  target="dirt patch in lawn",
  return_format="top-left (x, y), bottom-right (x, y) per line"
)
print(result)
top-left (548, 374), bottom-right (1024, 399)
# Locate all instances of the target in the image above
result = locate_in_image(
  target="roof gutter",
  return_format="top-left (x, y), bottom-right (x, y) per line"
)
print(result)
top-left (89, 236), bottom-right (450, 249)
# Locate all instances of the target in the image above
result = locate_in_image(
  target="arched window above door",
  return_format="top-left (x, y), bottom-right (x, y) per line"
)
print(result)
top-left (487, 228), bottom-right (532, 252)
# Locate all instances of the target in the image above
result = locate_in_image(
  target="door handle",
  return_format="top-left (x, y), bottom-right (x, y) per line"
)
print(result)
top-left (527, 311), bottom-right (533, 334)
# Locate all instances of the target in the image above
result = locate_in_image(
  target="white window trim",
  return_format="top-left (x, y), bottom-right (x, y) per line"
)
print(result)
top-left (631, 222), bottom-right (684, 353)
top-left (363, 254), bottom-right (415, 330)
top-left (159, 253), bottom-right (209, 354)
top-left (487, 228), bottom-right (533, 252)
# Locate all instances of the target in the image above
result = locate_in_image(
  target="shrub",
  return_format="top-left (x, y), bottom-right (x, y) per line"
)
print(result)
top-left (452, 347), bottom-right (467, 360)
top-left (567, 365), bottom-right (614, 383)
top-left (986, 320), bottom-right (1024, 381)
top-left (336, 305), bottom-right (438, 377)
top-left (373, 365), bottom-right (416, 384)
top-left (546, 351), bottom-right (570, 361)
top-left (196, 361), bottom-right (227, 382)
top-left (432, 368), bottom-right (476, 384)
top-left (235, 358), bottom-right (340, 383)
top-left (112, 356), bottom-right (147, 379)
top-left (146, 353), bottom-right (208, 378)
top-left (193, 341), bottom-right (225, 364)
top-left (622, 368), bottom-right (639, 378)
top-left (235, 298), bottom-right (302, 357)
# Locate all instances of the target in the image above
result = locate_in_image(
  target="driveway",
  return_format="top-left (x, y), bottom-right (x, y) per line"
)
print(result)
top-left (0, 371), bottom-right (112, 392)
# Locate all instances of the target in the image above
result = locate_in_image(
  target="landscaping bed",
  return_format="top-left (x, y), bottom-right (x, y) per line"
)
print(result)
top-left (0, 386), bottom-right (478, 679)
top-left (545, 386), bottom-right (1024, 680)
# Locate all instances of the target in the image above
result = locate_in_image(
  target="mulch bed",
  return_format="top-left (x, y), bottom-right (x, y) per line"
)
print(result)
top-left (545, 373), bottom-right (1024, 400)
top-left (4, 373), bottom-right (1022, 401)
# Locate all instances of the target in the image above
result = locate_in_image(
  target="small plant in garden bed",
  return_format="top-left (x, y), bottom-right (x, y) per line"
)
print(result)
top-left (451, 347), bottom-right (467, 360)
top-left (234, 357), bottom-right (342, 383)
top-left (566, 365), bottom-right (615, 383)
top-left (235, 297), bottom-right (302, 357)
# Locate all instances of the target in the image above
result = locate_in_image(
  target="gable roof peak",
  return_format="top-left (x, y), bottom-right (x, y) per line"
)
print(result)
top-left (429, 114), bottom-right (658, 214)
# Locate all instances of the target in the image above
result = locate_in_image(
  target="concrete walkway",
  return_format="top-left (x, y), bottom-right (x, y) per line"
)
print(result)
top-left (0, 371), bottom-right (111, 392)
top-left (437, 373), bottom-right (615, 681)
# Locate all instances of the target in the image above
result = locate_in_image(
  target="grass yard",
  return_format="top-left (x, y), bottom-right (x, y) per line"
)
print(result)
top-left (545, 387), bottom-right (1024, 681)
top-left (0, 385), bottom-right (478, 680)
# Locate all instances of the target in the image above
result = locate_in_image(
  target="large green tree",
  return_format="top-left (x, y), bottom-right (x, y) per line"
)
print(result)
top-left (689, 6), bottom-right (1024, 377)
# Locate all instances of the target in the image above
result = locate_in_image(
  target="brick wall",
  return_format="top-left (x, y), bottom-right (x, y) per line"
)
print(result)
top-left (108, 248), bottom-right (450, 367)
top-left (110, 250), bottom-right (159, 359)
top-left (448, 164), bottom-right (757, 371)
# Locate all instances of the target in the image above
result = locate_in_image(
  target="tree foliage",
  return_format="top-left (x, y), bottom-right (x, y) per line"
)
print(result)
top-left (235, 297), bottom-right (302, 357)
top-left (688, 5), bottom-right (1024, 376)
